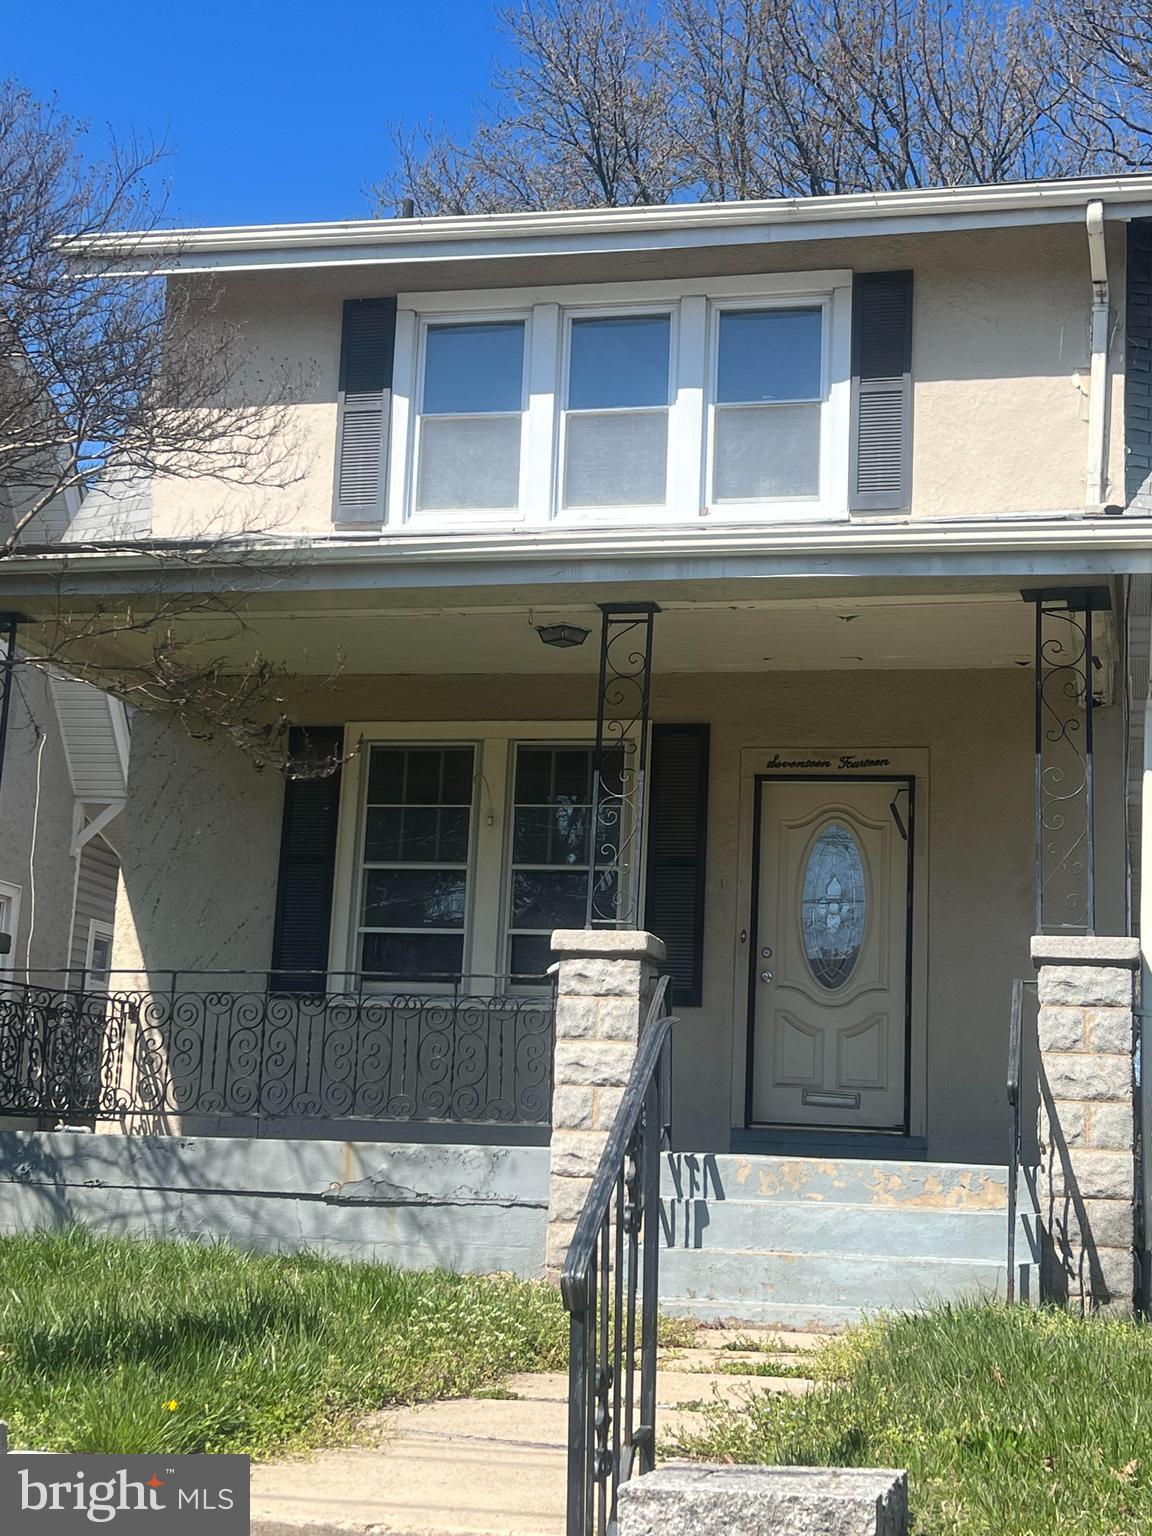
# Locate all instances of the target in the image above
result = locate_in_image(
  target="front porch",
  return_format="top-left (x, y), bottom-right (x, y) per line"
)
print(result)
top-left (0, 567), bottom-right (1139, 1316)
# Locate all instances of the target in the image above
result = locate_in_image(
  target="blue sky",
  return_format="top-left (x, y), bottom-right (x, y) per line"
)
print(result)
top-left (5, 0), bottom-right (508, 227)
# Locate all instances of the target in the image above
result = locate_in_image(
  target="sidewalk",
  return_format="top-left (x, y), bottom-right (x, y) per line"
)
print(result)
top-left (250, 1328), bottom-right (822, 1536)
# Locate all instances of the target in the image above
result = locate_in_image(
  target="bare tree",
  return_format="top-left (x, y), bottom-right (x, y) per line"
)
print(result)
top-left (0, 81), bottom-right (328, 775)
top-left (374, 0), bottom-right (681, 214)
top-left (1053, 0), bottom-right (1152, 168)
top-left (377, 0), bottom-right (1105, 215)
top-left (0, 81), bottom-right (301, 557)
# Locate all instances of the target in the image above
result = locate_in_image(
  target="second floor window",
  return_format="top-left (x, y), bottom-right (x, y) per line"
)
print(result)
top-left (712, 306), bottom-right (823, 502)
top-left (416, 320), bottom-right (525, 512)
top-left (563, 314), bottom-right (672, 509)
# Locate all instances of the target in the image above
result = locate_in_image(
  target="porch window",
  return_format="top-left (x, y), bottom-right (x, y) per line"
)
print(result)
top-left (562, 314), bottom-right (672, 508)
top-left (357, 745), bottom-right (475, 978)
top-left (506, 746), bottom-right (596, 976)
top-left (415, 320), bottom-right (526, 511)
top-left (711, 306), bottom-right (823, 501)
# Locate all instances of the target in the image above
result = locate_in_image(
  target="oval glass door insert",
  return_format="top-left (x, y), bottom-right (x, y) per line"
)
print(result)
top-left (801, 821), bottom-right (866, 988)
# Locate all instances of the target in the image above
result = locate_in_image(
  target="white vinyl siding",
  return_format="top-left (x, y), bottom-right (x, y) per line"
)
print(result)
top-left (69, 839), bottom-right (119, 976)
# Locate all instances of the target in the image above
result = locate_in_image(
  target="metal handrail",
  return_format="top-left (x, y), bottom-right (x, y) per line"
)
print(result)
top-left (1006, 977), bottom-right (1025, 1303)
top-left (561, 974), bottom-right (675, 1536)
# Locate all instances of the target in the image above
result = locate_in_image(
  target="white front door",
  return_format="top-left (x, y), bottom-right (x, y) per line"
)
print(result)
top-left (750, 778), bottom-right (911, 1130)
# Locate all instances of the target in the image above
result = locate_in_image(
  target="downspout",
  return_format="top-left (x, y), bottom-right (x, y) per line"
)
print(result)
top-left (1085, 200), bottom-right (1111, 510)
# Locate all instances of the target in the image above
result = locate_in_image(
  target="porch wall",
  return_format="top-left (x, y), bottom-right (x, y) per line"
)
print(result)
top-left (112, 667), bottom-right (1128, 1164)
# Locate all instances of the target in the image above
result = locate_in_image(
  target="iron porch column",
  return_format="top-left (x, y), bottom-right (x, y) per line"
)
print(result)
top-left (1022, 586), bottom-right (1111, 935)
top-left (586, 603), bottom-right (659, 929)
top-left (0, 612), bottom-right (21, 806)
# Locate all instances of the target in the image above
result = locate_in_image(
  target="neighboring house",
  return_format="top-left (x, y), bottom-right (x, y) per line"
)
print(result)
top-left (0, 489), bottom-right (128, 986)
top-left (5, 175), bottom-right (1152, 1321)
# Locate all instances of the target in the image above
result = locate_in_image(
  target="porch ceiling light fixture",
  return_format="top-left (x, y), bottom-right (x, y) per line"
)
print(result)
top-left (536, 622), bottom-right (590, 649)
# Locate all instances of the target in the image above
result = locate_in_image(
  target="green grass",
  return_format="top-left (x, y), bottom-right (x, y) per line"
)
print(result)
top-left (700, 1357), bottom-right (815, 1379)
top-left (670, 1302), bottom-right (1152, 1536)
top-left (0, 1230), bottom-right (567, 1458)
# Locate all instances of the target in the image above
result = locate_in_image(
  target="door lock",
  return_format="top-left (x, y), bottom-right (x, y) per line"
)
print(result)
top-left (760, 970), bottom-right (774, 982)
top-left (761, 947), bottom-right (773, 958)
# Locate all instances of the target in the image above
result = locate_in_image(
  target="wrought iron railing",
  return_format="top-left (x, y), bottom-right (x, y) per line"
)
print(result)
top-left (1007, 976), bottom-right (1038, 1302)
top-left (0, 970), bottom-right (555, 1127)
top-left (561, 976), bottom-right (674, 1536)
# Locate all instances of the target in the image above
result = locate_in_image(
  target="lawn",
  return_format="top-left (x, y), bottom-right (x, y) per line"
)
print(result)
top-left (0, 1229), bottom-right (568, 1457)
top-left (672, 1302), bottom-right (1152, 1536)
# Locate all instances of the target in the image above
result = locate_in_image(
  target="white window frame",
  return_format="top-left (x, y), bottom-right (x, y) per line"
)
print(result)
top-left (330, 722), bottom-right (642, 987)
top-left (557, 303), bottom-right (679, 522)
top-left (387, 270), bottom-right (852, 530)
top-left (404, 310), bottom-right (534, 527)
top-left (85, 919), bottom-right (115, 985)
top-left (706, 295), bottom-right (835, 517)
top-left (0, 880), bottom-right (20, 975)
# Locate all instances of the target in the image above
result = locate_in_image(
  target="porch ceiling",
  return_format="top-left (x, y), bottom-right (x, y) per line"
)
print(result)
top-left (9, 574), bottom-right (1113, 680)
top-left (215, 593), bottom-right (1042, 674)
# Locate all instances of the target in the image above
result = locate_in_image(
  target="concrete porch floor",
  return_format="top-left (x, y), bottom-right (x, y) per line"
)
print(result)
top-left (250, 1328), bottom-right (822, 1536)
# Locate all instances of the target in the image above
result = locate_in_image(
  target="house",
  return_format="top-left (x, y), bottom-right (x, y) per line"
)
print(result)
top-left (0, 486), bottom-right (127, 997)
top-left (0, 174), bottom-right (1150, 1324)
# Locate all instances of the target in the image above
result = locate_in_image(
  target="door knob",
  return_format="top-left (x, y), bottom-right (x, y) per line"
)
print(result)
top-left (760, 970), bottom-right (774, 982)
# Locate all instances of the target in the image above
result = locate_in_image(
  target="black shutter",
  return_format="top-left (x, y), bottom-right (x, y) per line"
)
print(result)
top-left (270, 727), bottom-right (344, 991)
top-left (850, 271), bottom-right (913, 512)
top-left (645, 725), bottom-right (709, 1007)
top-left (333, 298), bottom-right (397, 524)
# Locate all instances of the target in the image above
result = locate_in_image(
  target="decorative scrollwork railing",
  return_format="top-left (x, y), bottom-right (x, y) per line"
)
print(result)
top-left (0, 972), bottom-right (555, 1127)
top-left (562, 975), bottom-right (675, 1536)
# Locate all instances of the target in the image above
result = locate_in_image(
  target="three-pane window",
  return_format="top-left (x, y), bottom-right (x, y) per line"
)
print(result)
top-left (416, 321), bottom-right (525, 511)
top-left (712, 307), bottom-right (823, 501)
top-left (563, 314), bottom-right (672, 508)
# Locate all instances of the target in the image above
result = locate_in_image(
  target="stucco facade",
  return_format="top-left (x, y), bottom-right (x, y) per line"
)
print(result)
top-left (147, 222), bottom-right (1128, 540)
top-left (110, 660), bottom-right (1127, 1164)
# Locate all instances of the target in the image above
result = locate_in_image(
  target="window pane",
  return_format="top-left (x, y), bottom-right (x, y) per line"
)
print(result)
top-left (423, 321), bottom-right (525, 414)
top-left (513, 806), bottom-right (590, 865)
top-left (564, 412), bottom-right (667, 507)
top-left (367, 746), bottom-right (474, 807)
top-left (511, 870), bottom-right (588, 928)
top-left (514, 747), bottom-right (554, 805)
top-left (363, 869), bottom-right (467, 928)
top-left (365, 807), bottom-right (470, 863)
top-left (417, 416), bottom-right (521, 510)
top-left (713, 403), bottom-right (820, 499)
top-left (361, 931), bottom-right (464, 978)
top-left (717, 308), bottom-right (822, 404)
top-left (510, 934), bottom-right (554, 978)
top-left (569, 316), bottom-right (670, 410)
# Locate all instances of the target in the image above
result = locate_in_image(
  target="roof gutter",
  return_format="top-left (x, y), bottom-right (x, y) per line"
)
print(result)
top-left (1085, 200), bottom-right (1112, 510)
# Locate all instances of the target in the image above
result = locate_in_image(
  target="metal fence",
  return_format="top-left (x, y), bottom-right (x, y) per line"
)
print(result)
top-left (0, 971), bottom-right (555, 1128)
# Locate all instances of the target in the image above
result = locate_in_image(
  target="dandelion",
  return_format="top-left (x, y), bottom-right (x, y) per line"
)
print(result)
top-left (163, 1400), bottom-right (179, 1412)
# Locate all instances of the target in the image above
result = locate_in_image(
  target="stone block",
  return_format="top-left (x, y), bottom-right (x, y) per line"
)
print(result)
top-left (554, 1042), bottom-right (635, 1088)
top-left (1031, 936), bottom-right (1141, 967)
top-left (592, 1086), bottom-right (626, 1130)
top-left (550, 1131), bottom-right (604, 1179)
top-left (548, 1174), bottom-right (593, 1223)
top-left (1037, 1006), bottom-right (1086, 1052)
top-left (552, 930), bottom-right (667, 963)
top-left (1042, 1052), bottom-right (1132, 1103)
top-left (1043, 1149), bottom-right (1134, 1201)
top-left (1085, 1103), bottom-right (1135, 1151)
top-left (1038, 966), bottom-right (1134, 1009)
top-left (1041, 1100), bottom-right (1086, 1148)
top-left (1042, 1192), bottom-right (1135, 1251)
top-left (557, 957), bottom-right (644, 999)
top-left (1085, 1008), bottom-right (1135, 1054)
top-left (545, 1219), bottom-right (576, 1274)
top-left (552, 1085), bottom-right (595, 1130)
top-left (597, 997), bottom-right (643, 1041)
top-left (555, 996), bottom-right (600, 1040)
top-left (617, 1464), bottom-right (909, 1536)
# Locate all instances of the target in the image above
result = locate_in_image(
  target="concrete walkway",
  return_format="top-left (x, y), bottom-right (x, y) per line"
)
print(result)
top-left (251, 1328), bottom-right (823, 1536)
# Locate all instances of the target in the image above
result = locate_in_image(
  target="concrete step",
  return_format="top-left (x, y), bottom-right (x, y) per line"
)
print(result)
top-left (659, 1245), bottom-right (1011, 1321)
top-left (663, 1152), bottom-right (1015, 1210)
top-left (662, 1196), bottom-right (1035, 1262)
